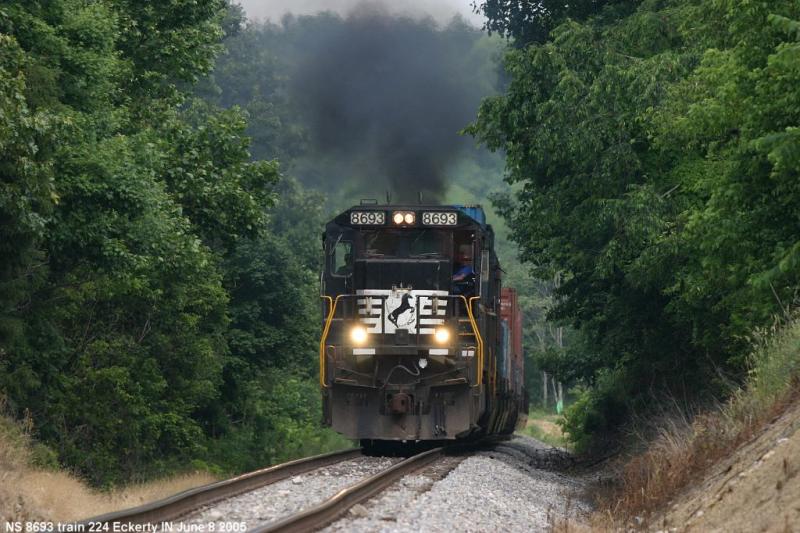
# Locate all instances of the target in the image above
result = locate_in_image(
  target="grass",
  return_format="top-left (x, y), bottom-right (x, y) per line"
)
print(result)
top-left (595, 316), bottom-right (800, 526)
top-left (0, 403), bottom-right (217, 523)
top-left (518, 407), bottom-right (569, 448)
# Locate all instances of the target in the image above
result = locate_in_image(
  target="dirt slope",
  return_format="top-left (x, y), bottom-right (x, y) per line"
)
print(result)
top-left (656, 399), bottom-right (800, 532)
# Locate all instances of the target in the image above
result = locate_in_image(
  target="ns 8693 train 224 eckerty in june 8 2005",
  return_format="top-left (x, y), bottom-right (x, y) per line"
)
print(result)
top-left (319, 202), bottom-right (528, 453)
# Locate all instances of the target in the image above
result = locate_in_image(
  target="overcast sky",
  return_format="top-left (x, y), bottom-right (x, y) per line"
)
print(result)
top-left (235, 0), bottom-right (485, 26)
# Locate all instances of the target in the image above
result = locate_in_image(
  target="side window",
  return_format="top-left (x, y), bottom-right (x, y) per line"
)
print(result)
top-left (480, 249), bottom-right (490, 283)
top-left (332, 241), bottom-right (352, 277)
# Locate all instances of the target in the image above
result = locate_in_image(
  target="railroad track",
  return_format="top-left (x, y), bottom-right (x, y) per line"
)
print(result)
top-left (78, 446), bottom-right (447, 532)
top-left (77, 448), bottom-right (362, 528)
top-left (252, 447), bottom-right (443, 532)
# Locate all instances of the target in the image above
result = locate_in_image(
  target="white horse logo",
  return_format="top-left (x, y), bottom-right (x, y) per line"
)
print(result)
top-left (387, 292), bottom-right (416, 329)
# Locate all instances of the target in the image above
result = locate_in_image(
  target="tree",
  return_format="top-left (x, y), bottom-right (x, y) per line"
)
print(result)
top-left (470, 0), bottom-right (800, 449)
top-left (650, 2), bottom-right (800, 362)
top-left (0, 33), bottom-right (58, 349)
top-left (472, 0), bottom-right (639, 46)
top-left (0, 0), bottom-right (295, 484)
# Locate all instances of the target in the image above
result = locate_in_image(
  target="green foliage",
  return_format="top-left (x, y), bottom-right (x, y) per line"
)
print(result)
top-left (111, 0), bottom-right (227, 100)
top-left (739, 327), bottom-right (799, 420)
top-left (652, 3), bottom-right (800, 363)
top-left (204, 370), bottom-right (351, 473)
top-left (517, 408), bottom-right (568, 448)
top-left (0, 0), bottom-right (345, 487)
top-left (226, 179), bottom-right (323, 371)
top-left (157, 99), bottom-right (279, 251)
top-left (473, 0), bottom-right (640, 46)
top-left (0, 32), bottom-right (58, 347)
top-left (560, 369), bottom-right (629, 453)
top-left (212, 179), bottom-right (329, 469)
top-left (195, 12), bottom-right (306, 163)
top-left (471, 0), bottom-right (800, 450)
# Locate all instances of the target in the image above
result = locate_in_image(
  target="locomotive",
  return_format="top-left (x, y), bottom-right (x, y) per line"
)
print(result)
top-left (319, 202), bottom-right (527, 450)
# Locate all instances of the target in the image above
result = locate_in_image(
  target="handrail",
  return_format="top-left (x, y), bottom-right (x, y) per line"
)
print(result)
top-left (319, 295), bottom-right (342, 388)
top-left (461, 295), bottom-right (484, 387)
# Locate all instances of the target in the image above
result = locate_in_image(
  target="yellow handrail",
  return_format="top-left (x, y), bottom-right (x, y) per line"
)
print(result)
top-left (319, 295), bottom-right (342, 388)
top-left (459, 295), bottom-right (484, 387)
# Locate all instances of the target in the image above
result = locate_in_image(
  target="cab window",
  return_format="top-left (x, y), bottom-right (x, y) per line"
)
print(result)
top-left (358, 230), bottom-right (448, 258)
top-left (332, 240), bottom-right (352, 277)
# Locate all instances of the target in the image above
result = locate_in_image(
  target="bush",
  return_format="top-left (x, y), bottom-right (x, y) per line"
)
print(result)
top-left (561, 368), bottom-right (630, 454)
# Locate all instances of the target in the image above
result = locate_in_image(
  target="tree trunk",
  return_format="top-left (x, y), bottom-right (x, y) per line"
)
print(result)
top-left (542, 371), bottom-right (548, 407)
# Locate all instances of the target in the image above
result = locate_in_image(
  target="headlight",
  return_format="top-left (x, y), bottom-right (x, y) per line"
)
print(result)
top-left (392, 211), bottom-right (416, 225)
top-left (434, 327), bottom-right (450, 344)
top-left (350, 324), bottom-right (368, 345)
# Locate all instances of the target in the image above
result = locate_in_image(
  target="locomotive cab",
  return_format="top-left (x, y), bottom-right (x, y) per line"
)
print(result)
top-left (319, 204), bottom-right (526, 447)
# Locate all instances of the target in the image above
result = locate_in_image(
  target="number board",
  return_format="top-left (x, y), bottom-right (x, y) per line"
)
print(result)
top-left (350, 211), bottom-right (385, 225)
top-left (421, 211), bottom-right (458, 226)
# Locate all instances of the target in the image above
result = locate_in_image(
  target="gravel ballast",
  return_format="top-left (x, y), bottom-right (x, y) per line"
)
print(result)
top-left (178, 455), bottom-right (401, 529)
top-left (326, 435), bottom-right (590, 532)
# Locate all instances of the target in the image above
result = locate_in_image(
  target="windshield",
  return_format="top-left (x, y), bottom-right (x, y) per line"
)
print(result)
top-left (358, 229), bottom-right (450, 258)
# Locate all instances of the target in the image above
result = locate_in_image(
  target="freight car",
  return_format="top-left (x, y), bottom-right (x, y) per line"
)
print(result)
top-left (319, 202), bottom-right (527, 451)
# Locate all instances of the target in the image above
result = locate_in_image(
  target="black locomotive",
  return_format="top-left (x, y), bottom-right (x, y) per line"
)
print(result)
top-left (319, 203), bottom-right (527, 449)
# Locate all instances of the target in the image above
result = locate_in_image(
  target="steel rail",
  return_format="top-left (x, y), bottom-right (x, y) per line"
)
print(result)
top-left (250, 447), bottom-right (444, 533)
top-left (76, 448), bottom-right (363, 528)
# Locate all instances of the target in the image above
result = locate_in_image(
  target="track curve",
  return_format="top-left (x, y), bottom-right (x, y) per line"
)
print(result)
top-left (250, 447), bottom-right (445, 533)
top-left (76, 448), bottom-right (363, 527)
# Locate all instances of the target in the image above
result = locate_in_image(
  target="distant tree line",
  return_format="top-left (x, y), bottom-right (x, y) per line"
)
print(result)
top-left (470, 0), bottom-right (800, 450)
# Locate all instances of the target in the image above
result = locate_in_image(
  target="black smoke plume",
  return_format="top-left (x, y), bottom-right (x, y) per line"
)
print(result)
top-left (289, 6), bottom-right (489, 202)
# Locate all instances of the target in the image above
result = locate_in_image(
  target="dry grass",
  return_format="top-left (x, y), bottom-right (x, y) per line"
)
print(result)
top-left (0, 405), bottom-right (217, 523)
top-left (597, 402), bottom-right (782, 524)
top-left (595, 317), bottom-right (800, 527)
top-left (6, 469), bottom-right (219, 522)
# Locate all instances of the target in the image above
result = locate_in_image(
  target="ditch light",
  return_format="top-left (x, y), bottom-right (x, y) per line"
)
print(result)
top-left (350, 324), bottom-right (368, 345)
top-left (434, 327), bottom-right (450, 344)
